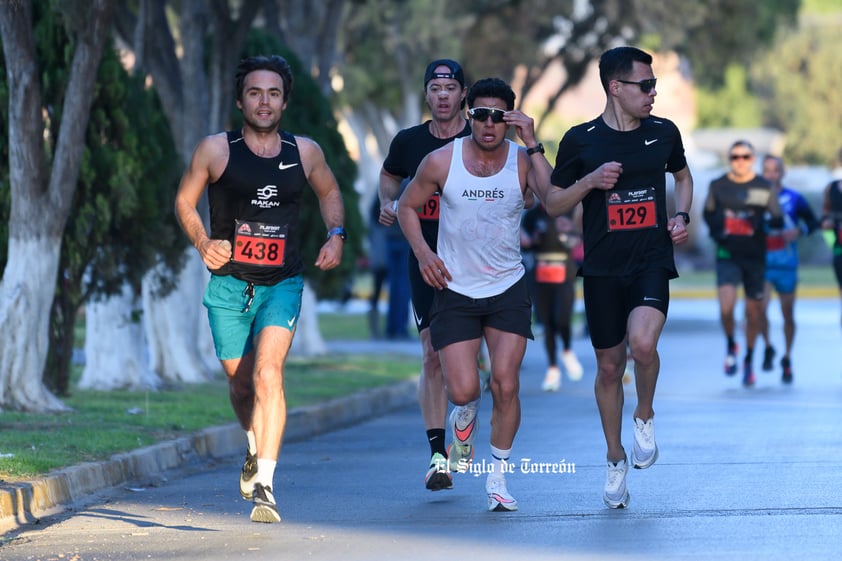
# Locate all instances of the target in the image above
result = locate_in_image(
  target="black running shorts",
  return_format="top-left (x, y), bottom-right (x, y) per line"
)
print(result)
top-left (583, 269), bottom-right (670, 350)
top-left (429, 276), bottom-right (534, 351)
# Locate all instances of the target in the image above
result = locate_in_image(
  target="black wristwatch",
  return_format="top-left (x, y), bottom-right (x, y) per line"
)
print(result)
top-left (526, 143), bottom-right (545, 156)
top-left (673, 212), bottom-right (690, 225)
top-left (327, 226), bottom-right (347, 241)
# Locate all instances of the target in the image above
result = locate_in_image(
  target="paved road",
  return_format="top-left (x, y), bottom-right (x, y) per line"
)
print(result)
top-left (2, 298), bottom-right (842, 560)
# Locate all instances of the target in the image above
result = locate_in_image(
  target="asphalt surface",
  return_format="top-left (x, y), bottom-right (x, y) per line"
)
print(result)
top-left (2, 297), bottom-right (842, 560)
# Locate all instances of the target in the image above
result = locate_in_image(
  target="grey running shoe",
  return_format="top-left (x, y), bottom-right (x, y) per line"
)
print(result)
top-left (250, 483), bottom-right (281, 523)
top-left (447, 405), bottom-right (478, 472)
top-left (603, 457), bottom-right (630, 509)
top-left (631, 417), bottom-right (659, 469)
top-left (239, 451), bottom-right (258, 499)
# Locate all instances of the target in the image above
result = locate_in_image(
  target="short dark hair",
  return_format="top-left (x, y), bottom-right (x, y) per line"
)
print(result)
top-left (730, 139), bottom-right (755, 154)
top-left (235, 55), bottom-right (293, 103)
top-left (466, 78), bottom-right (515, 110)
top-left (598, 46), bottom-right (653, 94)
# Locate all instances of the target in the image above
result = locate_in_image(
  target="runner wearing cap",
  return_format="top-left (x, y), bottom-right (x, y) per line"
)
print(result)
top-left (378, 59), bottom-right (471, 491)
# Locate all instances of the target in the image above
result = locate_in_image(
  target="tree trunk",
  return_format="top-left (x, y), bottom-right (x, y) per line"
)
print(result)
top-left (0, 240), bottom-right (70, 411)
top-left (290, 281), bottom-right (327, 357)
top-left (79, 283), bottom-right (161, 391)
top-left (0, 0), bottom-right (116, 412)
top-left (142, 255), bottom-right (215, 383)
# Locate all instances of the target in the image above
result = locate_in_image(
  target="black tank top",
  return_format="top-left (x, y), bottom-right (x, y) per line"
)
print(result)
top-left (208, 130), bottom-right (307, 285)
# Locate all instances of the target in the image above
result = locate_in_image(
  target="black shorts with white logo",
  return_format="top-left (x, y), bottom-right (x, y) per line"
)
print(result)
top-left (583, 269), bottom-right (671, 350)
top-left (429, 276), bottom-right (534, 351)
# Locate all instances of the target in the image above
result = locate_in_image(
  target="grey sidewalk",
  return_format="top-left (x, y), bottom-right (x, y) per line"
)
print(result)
top-left (2, 298), bottom-right (842, 560)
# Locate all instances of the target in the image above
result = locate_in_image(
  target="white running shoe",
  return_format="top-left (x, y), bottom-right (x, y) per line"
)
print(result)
top-left (541, 366), bottom-right (561, 392)
top-left (448, 405), bottom-right (477, 472)
top-left (250, 483), bottom-right (281, 523)
top-left (603, 456), bottom-right (630, 509)
top-left (486, 475), bottom-right (518, 512)
top-left (561, 350), bottom-right (583, 381)
top-left (622, 358), bottom-right (634, 385)
top-left (631, 417), bottom-right (659, 469)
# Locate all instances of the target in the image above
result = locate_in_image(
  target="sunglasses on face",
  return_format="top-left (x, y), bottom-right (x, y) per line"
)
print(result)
top-left (616, 78), bottom-right (657, 93)
top-left (469, 107), bottom-right (506, 123)
top-left (729, 153), bottom-right (753, 161)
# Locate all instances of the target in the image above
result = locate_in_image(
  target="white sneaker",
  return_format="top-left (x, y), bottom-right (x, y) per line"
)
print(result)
top-left (448, 405), bottom-right (477, 472)
top-left (622, 358), bottom-right (634, 385)
top-left (541, 366), bottom-right (561, 392)
top-left (486, 475), bottom-right (518, 512)
top-left (631, 417), bottom-right (659, 469)
top-left (603, 456), bottom-right (630, 508)
top-left (561, 350), bottom-right (583, 381)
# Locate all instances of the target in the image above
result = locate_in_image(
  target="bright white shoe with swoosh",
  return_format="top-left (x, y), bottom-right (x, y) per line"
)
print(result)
top-left (447, 405), bottom-right (478, 472)
top-left (486, 474), bottom-right (518, 512)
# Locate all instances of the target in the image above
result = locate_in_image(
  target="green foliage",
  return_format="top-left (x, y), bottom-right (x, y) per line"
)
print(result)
top-left (236, 30), bottom-right (363, 300)
top-left (695, 64), bottom-right (764, 128)
top-left (338, 0), bottom-right (471, 113)
top-left (1, 2), bottom-right (185, 394)
top-left (751, 23), bottom-right (842, 165)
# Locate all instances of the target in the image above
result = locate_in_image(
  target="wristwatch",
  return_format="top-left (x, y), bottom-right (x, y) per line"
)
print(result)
top-left (327, 226), bottom-right (347, 241)
top-left (673, 212), bottom-right (690, 225)
top-left (526, 143), bottom-right (545, 156)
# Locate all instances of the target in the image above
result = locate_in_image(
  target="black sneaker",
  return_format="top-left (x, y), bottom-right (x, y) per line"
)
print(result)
top-left (239, 451), bottom-right (258, 500)
top-left (781, 356), bottom-right (793, 384)
top-left (762, 346), bottom-right (776, 371)
top-left (742, 359), bottom-right (755, 387)
top-left (250, 483), bottom-right (281, 523)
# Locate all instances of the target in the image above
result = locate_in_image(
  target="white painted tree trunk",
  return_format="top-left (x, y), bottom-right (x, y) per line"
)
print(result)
top-left (142, 251), bottom-right (215, 384)
top-left (290, 281), bottom-right (326, 357)
top-left (0, 239), bottom-right (70, 412)
top-left (79, 282), bottom-right (160, 391)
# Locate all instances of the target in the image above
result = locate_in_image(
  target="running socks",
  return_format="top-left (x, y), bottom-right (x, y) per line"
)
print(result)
top-left (246, 430), bottom-right (257, 456)
top-left (490, 444), bottom-right (512, 476)
top-left (256, 458), bottom-right (277, 490)
top-left (427, 428), bottom-right (447, 457)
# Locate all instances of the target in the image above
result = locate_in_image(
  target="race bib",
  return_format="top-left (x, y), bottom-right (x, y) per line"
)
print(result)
top-left (535, 261), bottom-right (567, 284)
top-left (766, 234), bottom-right (786, 251)
top-left (232, 220), bottom-right (287, 267)
top-left (418, 193), bottom-right (440, 220)
top-left (606, 187), bottom-right (657, 232)
top-left (724, 210), bottom-right (754, 236)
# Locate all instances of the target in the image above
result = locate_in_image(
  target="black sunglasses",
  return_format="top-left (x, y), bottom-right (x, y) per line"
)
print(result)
top-left (616, 78), bottom-right (657, 93)
top-left (729, 153), bottom-right (753, 161)
top-left (469, 107), bottom-right (506, 123)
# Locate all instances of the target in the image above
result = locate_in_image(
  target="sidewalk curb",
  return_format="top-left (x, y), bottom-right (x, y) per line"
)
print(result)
top-left (0, 377), bottom-right (419, 535)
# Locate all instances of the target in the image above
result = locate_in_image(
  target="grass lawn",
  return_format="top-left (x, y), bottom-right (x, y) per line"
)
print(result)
top-left (0, 312), bottom-right (418, 482)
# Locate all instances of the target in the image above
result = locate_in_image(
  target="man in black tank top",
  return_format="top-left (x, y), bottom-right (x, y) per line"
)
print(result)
top-left (175, 55), bottom-right (346, 524)
top-left (540, 47), bottom-right (694, 509)
top-left (377, 59), bottom-right (470, 492)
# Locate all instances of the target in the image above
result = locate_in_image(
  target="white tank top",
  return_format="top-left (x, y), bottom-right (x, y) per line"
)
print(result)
top-left (438, 137), bottom-right (525, 298)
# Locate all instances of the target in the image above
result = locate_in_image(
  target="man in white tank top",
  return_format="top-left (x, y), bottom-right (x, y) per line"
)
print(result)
top-left (397, 78), bottom-right (552, 512)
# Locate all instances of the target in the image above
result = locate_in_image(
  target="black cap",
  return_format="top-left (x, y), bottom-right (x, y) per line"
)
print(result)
top-left (424, 59), bottom-right (465, 88)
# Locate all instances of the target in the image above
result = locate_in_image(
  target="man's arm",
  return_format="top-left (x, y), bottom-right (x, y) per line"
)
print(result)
top-left (398, 148), bottom-right (451, 289)
top-left (378, 168), bottom-right (403, 226)
top-left (299, 136), bottom-right (345, 271)
top-left (544, 162), bottom-right (623, 217)
top-left (173, 134), bottom-right (232, 270)
top-left (667, 165), bottom-right (693, 244)
top-left (821, 183), bottom-right (835, 230)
